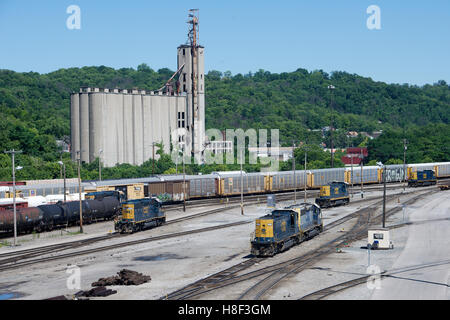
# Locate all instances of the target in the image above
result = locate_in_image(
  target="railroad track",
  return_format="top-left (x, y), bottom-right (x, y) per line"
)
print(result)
top-left (236, 189), bottom-right (437, 300)
top-left (0, 220), bottom-right (254, 272)
top-left (163, 188), bottom-right (437, 300)
top-left (299, 259), bottom-right (450, 300)
top-left (0, 186), bottom-right (396, 266)
top-left (0, 184), bottom-right (431, 273)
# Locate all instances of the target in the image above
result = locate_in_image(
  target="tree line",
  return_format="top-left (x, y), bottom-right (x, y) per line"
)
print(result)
top-left (0, 65), bottom-right (449, 180)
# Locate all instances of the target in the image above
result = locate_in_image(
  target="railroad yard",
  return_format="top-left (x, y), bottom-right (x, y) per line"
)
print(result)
top-left (0, 183), bottom-right (448, 300)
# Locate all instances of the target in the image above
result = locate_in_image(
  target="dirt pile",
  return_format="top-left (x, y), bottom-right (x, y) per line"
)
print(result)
top-left (75, 286), bottom-right (117, 298)
top-left (92, 269), bottom-right (151, 286)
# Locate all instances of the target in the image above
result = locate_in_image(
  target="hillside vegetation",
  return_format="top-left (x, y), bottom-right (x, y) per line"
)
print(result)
top-left (0, 65), bottom-right (449, 180)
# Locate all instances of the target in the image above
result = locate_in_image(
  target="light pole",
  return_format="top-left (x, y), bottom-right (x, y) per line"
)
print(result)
top-left (183, 155), bottom-right (186, 212)
top-left (76, 151), bottom-right (83, 233)
top-left (58, 161), bottom-right (66, 202)
top-left (346, 154), bottom-right (354, 198)
top-left (304, 146), bottom-right (308, 204)
top-left (4, 149), bottom-right (22, 246)
top-left (377, 162), bottom-right (387, 228)
top-left (360, 148), bottom-right (364, 198)
top-left (403, 139), bottom-right (407, 191)
top-left (328, 84), bottom-right (335, 168)
top-left (292, 141), bottom-right (296, 203)
top-left (240, 147), bottom-right (244, 215)
top-left (98, 149), bottom-right (103, 181)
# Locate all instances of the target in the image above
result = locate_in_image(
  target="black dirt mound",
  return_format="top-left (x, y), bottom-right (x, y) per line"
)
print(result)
top-left (92, 269), bottom-right (151, 286)
top-left (75, 286), bottom-right (117, 298)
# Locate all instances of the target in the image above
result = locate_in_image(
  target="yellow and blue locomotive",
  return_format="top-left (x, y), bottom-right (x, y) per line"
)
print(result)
top-left (408, 169), bottom-right (437, 187)
top-left (315, 181), bottom-right (350, 208)
top-left (251, 203), bottom-right (323, 257)
top-left (115, 197), bottom-right (165, 234)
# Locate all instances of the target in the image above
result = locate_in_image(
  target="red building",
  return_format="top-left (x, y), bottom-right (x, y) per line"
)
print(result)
top-left (341, 147), bottom-right (368, 165)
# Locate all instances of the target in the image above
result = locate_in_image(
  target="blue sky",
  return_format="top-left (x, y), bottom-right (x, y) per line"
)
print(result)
top-left (0, 0), bottom-right (449, 85)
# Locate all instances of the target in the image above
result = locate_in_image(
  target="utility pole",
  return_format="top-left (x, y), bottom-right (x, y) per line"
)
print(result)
top-left (292, 141), bottom-right (296, 203)
top-left (152, 143), bottom-right (156, 176)
top-left (350, 155), bottom-right (354, 198)
top-left (58, 161), bottom-right (67, 202)
top-left (328, 85), bottom-right (335, 168)
top-left (240, 147), bottom-right (244, 215)
top-left (382, 165), bottom-right (387, 228)
top-left (304, 146), bottom-right (308, 204)
top-left (403, 139), bottom-right (407, 191)
top-left (360, 148), bottom-right (364, 198)
top-left (183, 155), bottom-right (186, 212)
top-left (76, 151), bottom-right (83, 233)
top-left (4, 149), bottom-right (22, 246)
top-left (59, 152), bottom-right (63, 179)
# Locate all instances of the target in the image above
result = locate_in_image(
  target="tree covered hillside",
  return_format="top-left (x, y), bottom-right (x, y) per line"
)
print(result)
top-left (0, 65), bottom-right (449, 180)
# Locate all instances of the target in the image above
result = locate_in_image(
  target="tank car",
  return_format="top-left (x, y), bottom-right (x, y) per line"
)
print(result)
top-left (115, 197), bottom-right (165, 234)
top-left (0, 207), bottom-right (43, 233)
top-left (251, 203), bottom-right (323, 257)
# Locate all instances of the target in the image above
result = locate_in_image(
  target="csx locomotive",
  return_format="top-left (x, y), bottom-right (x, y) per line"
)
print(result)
top-left (251, 203), bottom-right (323, 257)
top-left (315, 181), bottom-right (350, 208)
top-left (115, 197), bottom-right (165, 234)
top-left (408, 169), bottom-right (437, 187)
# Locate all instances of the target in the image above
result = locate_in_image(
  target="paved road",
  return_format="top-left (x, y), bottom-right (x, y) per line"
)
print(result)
top-left (371, 191), bottom-right (450, 299)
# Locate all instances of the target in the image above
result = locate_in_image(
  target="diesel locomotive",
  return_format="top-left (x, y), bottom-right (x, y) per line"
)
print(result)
top-left (315, 181), bottom-right (350, 208)
top-left (251, 203), bottom-right (323, 257)
top-left (408, 170), bottom-right (437, 187)
top-left (115, 197), bottom-right (165, 234)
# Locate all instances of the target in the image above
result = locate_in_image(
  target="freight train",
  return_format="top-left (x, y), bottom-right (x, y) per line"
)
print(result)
top-left (4, 162), bottom-right (450, 202)
top-left (251, 203), bottom-right (323, 257)
top-left (0, 196), bottom-right (121, 235)
top-left (115, 198), bottom-right (165, 234)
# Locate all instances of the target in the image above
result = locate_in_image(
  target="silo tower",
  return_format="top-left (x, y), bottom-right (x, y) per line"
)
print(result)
top-left (177, 9), bottom-right (205, 163)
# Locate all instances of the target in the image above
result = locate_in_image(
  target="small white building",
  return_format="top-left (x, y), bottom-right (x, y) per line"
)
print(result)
top-left (368, 228), bottom-right (393, 249)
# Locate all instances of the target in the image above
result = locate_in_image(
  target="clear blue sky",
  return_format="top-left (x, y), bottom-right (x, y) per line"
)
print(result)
top-left (0, 0), bottom-right (449, 85)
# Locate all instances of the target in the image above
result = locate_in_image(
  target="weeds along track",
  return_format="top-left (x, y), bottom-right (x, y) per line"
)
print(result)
top-left (163, 188), bottom-right (436, 300)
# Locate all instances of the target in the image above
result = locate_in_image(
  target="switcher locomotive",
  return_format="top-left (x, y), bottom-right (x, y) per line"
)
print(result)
top-left (115, 197), bottom-right (165, 234)
top-left (251, 203), bottom-right (323, 257)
